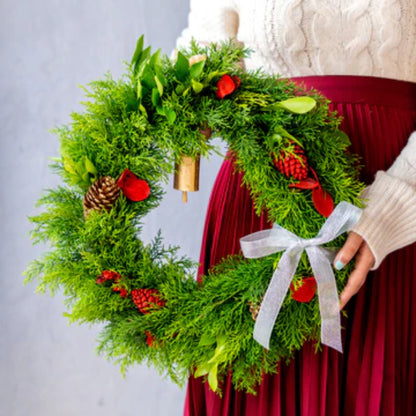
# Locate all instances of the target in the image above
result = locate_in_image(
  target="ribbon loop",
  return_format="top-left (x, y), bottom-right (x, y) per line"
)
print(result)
top-left (240, 201), bottom-right (362, 351)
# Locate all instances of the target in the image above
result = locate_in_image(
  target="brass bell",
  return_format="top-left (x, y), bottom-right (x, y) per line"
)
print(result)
top-left (173, 155), bottom-right (200, 203)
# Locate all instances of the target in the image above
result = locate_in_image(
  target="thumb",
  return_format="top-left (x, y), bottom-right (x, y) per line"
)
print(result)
top-left (333, 231), bottom-right (364, 270)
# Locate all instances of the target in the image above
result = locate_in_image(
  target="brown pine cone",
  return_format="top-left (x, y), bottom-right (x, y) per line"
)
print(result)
top-left (83, 176), bottom-right (121, 217)
top-left (248, 300), bottom-right (261, 321)
top-left (132, 288), bottom-right (166, 314)
top-left (273, 143), bottom-right (309, 181)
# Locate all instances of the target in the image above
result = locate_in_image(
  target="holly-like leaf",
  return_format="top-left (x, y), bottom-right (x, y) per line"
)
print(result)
top-left (174, 51), bottom-right (190, 82)
top-left (191, 79), bottom-right (204, 94)
top-left (165, 108), bottom-right (177, 124)
top-left (278, 97), bottom-right (316, 114)
top-left (84, 156), bottom-right (97, 176)
top-left (207, 364), bottom-right (218, 392)
top-left (199, 333), bottom-right (216, 346)
top-left (151, 88), bottom-right (160, 107)
top-left (190, 60), bottom-right (205, 79)
top-left (154, 75), bottom-right (164, 96)
top-left (289, 178), bottom-right (319, 190)
top-left (131, 35), bottom-right (144, 67)
top-left (194, 364), bottom-right (210, 378)
top-left (312, 186), bottom-right (334, 217)
top-left (141, 66), bottom-right (156, 89)
top-left (149, 48), bottom-right (162, 69)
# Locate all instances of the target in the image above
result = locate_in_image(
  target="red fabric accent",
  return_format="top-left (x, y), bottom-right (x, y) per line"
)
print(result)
top-left (184, 76), bottom-right (416, 415)
top-left (116, 169), bottom-right (150, 201)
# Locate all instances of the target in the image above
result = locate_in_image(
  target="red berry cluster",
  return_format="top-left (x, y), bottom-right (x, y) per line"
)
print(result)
top-left (274, 143), bottom-right (309, 181)
top-left (96, 270), bottom-right (121, 284)
top-left (96, 270), bottom-right (128, 298)
top-left (132, 288), bottom-right (166, 314)
top-left (273, 142), bottom-right (335, 218)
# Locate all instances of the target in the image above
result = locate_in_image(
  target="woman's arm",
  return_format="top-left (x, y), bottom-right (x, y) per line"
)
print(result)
top-left (335, 131), bottom-right (416, 308)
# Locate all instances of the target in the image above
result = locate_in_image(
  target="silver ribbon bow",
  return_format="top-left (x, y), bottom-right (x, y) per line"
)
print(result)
top-left (240, 201), bottom-right (362, 352)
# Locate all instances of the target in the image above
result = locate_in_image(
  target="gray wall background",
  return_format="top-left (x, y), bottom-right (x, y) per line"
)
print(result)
top-left (0, 1), bottom-right (226, 415)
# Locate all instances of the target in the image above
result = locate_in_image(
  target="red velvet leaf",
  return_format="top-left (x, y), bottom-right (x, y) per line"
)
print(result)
top-left (289, 177), bottom-right (320, 190)
top-left (96, 270), bottom-right (121, 284)
top-left (145, 330), bottom-right (156, 347)
top-left (312, 186), bottom-right (334, 217)
top-left (290, 277), bottom-right (317, 303)
top-left (117, 169), bottom-right (151, 202)
top-left (232, 75), bottom-right (241, 88)
top-left (216, 74), bottom-right (237, 99)
top-left (310, 167), bottom-right (320, 182)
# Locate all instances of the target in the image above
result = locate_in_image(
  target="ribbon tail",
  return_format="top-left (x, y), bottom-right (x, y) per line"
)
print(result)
top-left (307, 246), bottom-right (343, 353)
top-left (253, 248), bottom-right (302, 349)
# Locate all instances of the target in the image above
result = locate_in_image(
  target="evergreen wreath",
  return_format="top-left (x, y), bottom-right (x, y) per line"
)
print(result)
top-left (26, 37), bottom-right (364, 394)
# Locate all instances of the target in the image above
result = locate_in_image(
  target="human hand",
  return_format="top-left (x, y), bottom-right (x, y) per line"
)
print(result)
top-left (333, 232), bottom-right (375, 310)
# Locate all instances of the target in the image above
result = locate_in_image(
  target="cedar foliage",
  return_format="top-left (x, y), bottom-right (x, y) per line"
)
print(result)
top-left (26, 38), bottom-right (364, 393)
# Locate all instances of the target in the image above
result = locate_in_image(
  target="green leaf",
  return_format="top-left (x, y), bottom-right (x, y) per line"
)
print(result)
top-left (191, 79), bottom-right (204, 94)
top-left (62, 157), bottom-right (77, 175)
top-left (278, 96), bottom-right (316, 114)
top-left (155, 66), bottom-right (167, 86)
top-left (165, 108), bottom-right (177, 124)
top-left (75, 160), bottom-right (86, 176)
top-left (139, 104), bottom-right (148, 117)
top-left (207, 365), bottom-right (218, 392)
top-left (175, 85), bottom-right (185, 95)
top-left (190, 60), bottom-right (205, 79)
top-left (174, 51), bottom-right (189, 82)
top-left (156, 105), bottom-right (165, 116)
top-left (194, 364), bottom-right (210, 378)
top-left (131, 35), bottom-right (144, 67)
top-left (199, 333), bottom-right (216, 346)
top-left (149, 48), bottom-right (162, 69)
top-left (154, 75), bottom-right (164, 96)
top-left (84, 156), bottom-right (97, 175)
top-left (142, 66), bottom-right (156, 89)
top-left (151, 88), bottom-right (160, 107)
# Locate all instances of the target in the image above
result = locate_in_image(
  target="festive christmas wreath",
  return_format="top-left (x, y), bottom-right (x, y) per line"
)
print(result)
top-left (26, 38), bottom-right (364, 393)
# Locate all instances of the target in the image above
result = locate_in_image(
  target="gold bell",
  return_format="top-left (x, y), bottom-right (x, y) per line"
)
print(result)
top-left (173, 155), bottom-right (200, 203)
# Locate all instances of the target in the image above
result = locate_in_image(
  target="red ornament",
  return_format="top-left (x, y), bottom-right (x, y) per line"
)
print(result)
top-left (116, 169), bottom-right (151, 202)
top-left (274, 143), bottom-right (309, 181)
top-left (312, 186), bottom-right (334, 217)
top-left (131, 288), bottom-right (166, 314)
top-left (96, 270), bottom-right (121, 284)
top-left (290, 277), bottom-right (317, 303)
top-left (216, 74), bottom-right (241, 99)
top-left (112, 286), bottom-right (129, 298)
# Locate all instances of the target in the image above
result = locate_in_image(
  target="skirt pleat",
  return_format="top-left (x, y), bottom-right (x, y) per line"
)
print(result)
top-left (184, 76), bottom-right (416, 416)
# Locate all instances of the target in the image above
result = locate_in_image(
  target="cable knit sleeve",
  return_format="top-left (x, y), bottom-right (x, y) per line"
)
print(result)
top-left (352, 131), bottom-right (416, 269)
top-left (176, 0), bottom-right (239, 48)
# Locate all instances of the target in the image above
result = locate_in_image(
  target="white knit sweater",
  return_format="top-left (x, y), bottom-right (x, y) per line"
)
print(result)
top-left (177, 0), bottom-right (416, 268)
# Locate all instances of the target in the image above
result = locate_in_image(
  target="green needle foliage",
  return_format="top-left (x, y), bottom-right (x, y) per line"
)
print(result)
top-left (26, 37), bottom-right (364, 393)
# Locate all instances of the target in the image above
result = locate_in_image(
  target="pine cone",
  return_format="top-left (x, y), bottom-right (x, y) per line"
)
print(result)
top-left (274, 143), bottom-right (309, 181)
top-left (83, 176), bottom-right (121, 217)
top-left (248, 300), bottom-right (261, 321)
top-left (132, 288), bottom-right (165, 314)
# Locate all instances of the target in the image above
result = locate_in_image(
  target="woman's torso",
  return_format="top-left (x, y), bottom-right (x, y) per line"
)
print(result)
top-left (232, 0), bottom-right (416, 81)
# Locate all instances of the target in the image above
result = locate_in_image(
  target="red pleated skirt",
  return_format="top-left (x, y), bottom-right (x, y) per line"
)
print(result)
top-left (184, 76), bottom-right (416, 416)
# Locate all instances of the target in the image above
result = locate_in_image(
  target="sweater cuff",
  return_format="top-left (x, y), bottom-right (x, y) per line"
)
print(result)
top-left (387, 131), bottom-right (416, 187)
top-left (352, 171), bottom-right (416, 269)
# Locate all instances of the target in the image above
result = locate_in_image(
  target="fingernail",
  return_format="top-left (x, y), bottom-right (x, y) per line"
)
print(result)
top-left (335, 260), bottom-right (345, 270)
